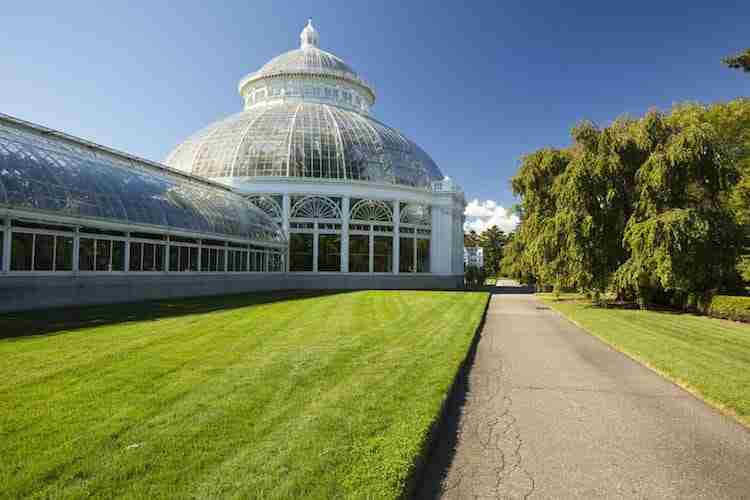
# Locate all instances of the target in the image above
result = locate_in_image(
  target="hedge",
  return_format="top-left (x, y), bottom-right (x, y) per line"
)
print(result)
top-left (708, 295), bottom-right (750, 323)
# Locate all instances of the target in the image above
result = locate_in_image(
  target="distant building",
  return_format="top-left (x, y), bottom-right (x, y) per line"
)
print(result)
top-left (464, 247), bottom-right (484, 268)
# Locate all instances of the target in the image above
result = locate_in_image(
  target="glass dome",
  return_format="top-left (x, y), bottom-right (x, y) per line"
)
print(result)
top-left (165, 20), bottom-right (444, 189)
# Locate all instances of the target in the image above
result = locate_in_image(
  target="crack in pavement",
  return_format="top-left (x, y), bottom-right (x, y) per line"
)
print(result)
top-left (435, 331), bottom-right (535, 500)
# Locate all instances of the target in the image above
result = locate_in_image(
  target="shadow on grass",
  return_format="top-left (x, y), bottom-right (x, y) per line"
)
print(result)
top-left (0, 290), bottom-right (353, 340)
top-left (413, 306), bottom-right (482, 499)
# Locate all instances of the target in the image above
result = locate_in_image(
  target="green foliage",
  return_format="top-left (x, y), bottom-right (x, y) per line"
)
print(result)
top-left (464, 229), bottom-right (480, 247)
top-left (723, 48), bottom-right (750, 73)
top-left (0, 291), bottom-right (489, 499)
top-left (478, 226), bottom-right (507, 277)
top-left (464, 264), bottom-right (487, 288)
top-left (709, 295), bottom-right (750, 323)
top-left (509, 99), bottom-right (750, 307)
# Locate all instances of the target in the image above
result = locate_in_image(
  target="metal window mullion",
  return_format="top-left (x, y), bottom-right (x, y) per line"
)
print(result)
top-left (52, 235), bottom-right (57, 272)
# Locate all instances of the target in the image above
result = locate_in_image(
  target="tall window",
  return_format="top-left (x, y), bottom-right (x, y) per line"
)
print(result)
top-left (373, 236), bottom-right (393, 273)
top-left (349, 235), bottom-right (369, 273)
top-left (399, 237), bottom-right (414, 273)
top-left (80, 238), bottom-right (125, 272)
top-left (417, 239), bottom-right (430, 273)
top-left (318, 234), bottom-right (341, 272)
top-left (129, 241), bottom-right (166, 272)
top-left (290, 233), bottom-right (314, 271)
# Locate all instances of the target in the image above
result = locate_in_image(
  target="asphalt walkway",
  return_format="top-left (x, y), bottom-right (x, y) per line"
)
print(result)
top-left (418, 287), bottom-right (750, 499)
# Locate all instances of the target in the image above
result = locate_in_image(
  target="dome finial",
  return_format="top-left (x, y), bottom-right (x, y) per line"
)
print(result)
top-left (300, 18), bottom-right (319, 49)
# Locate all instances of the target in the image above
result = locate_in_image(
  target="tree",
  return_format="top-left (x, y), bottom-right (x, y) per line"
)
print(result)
top-left (723, 49), bottom-right (750, 73)
top-left (508, 99), bottom-right (750, 308)
top-left (463, 229), bottom-right (480, 247)
top-left (478, 225), bottom-right (507, 277)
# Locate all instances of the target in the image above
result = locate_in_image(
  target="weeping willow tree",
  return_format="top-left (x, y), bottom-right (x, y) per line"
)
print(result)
top-left (509, 99), bottom-right (750, 308)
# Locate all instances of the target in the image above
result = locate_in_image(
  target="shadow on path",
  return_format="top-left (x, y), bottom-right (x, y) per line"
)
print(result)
top-left (414, 284), bottom-right (533, 498)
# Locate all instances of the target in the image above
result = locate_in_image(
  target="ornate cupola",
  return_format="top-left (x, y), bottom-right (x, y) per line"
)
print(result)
top-left (300, 19), bottom-right (319, 49)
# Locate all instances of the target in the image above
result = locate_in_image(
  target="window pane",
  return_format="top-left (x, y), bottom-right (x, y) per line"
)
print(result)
top-left (142, 243), bottom-right (154, 271)
top-left (0, 231), bottom-right (3, 270)
top-left (11, 232), bottom-right (33, 271)
top-left (189, 247), bottom-right (199, 272)
top-left (169, 246), bottom-right (179, 272)
top-left (79, 238), bottom-right (95, 271)
top-left (373, 236), bottom-right (393, 273)
top-left (417, 239), bottom-right (430, 273)
top-left (200, 247), bottom-right (209, 272)
top-left (227, 250), bottom-right (235, 272)
top-left (349, 235), bottom-right (369, 273)
top-left (154, 245), bottom-right (165, 272)
top-left (96, 240), bottom-right (111, 271)
top-left (318, 234), bottom-right (341, 272)
top-left (179, 246), bottom-right (189, 271)
top-left (290, 233), bottom-right (313, 271)
top-left (399, 237), bottom-right (414, 273)
top-left (130, 242), bottom-right (142, 271)
top-left (34, 234), bottom-right (54, 271)
top-left (55, 236), bottom-right (73, 271)
top-left (112, 241), bottom-right (125, 271)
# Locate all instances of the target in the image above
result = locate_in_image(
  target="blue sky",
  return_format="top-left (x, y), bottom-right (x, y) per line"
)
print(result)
top-left (1, 1), bottom-right (748, 231)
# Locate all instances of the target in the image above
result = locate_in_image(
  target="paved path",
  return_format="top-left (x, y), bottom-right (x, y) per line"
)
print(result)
top-left (418, 288), bottom-right (750, 499)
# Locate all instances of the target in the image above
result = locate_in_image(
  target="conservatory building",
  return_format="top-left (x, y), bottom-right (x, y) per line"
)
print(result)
top-left (164, 20), bottom-right (466, 288)
top-left (0, 21), bottom-right (464, 311)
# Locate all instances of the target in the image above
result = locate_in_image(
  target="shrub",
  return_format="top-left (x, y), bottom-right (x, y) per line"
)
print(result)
top-left (708, 295), bottom-right (750, 323)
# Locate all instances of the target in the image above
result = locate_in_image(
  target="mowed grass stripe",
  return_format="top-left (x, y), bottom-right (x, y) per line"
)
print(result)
top-left (541, 295), bottom-right (750, 426)
top-left (0, 290), bottom-right (488, 499)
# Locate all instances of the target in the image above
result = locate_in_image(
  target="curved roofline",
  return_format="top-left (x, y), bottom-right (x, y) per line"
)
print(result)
top-left (0, 112), bottom-right (242, 196)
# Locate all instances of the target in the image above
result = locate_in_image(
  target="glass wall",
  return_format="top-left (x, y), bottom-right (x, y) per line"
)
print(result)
top-left (318, 234), bottom-right (341, 272)
top-left (399, 237), bottom-right (414, 273)
top-left (349, 235), bottom-right (369, 273)
top-left (10, 229), bottom-right (74, 272)
top-left (1, 219), bottom-right (284, 274)
top-left (129, 240), bottom-right (166, 272)
top-left (417, 239), bottom-right (430, 273)
top-left (373, 236), bottom-right (393, 273)
top-left (290, 233), bottom-right (313, 271)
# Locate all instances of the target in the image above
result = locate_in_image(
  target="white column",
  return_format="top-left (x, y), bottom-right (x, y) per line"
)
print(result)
top-left (165, 236), bottom-right (171, 273)
top-left (430, 205), bottom-right (441, 274)
top-left (392, 201), bottom-right (400, 274)
top-left (282, 194), bottom-right (291, 272)
top-left (341, 196), bottom-right (350, 272)
top-left (2, 218), bottom-right (11, 273)
top-left (72, 226), bottom-right (80, 274)
top-left (369, 226), bottom-right (374, 273)
top-left (313, 225), bottom-right (319, 273)
top-left (124, 232), bottom-right (131, 272)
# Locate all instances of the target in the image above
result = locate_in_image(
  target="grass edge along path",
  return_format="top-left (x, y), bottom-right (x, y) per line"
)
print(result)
top-left (539, 294), bottom-right (750, 429)
top-left (0, 290), bottom-right (490, 499)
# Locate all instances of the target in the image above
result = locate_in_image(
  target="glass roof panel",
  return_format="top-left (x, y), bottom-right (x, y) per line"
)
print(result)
top-left (0, 119), bottom-right (285, 243)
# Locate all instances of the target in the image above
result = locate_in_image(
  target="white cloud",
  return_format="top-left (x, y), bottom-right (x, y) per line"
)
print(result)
top-left (463, 199), bottom-right (519, 234)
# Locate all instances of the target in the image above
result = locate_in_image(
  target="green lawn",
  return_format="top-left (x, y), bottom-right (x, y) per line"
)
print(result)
top-left (540, 294), bottom-right (750, 427)
top-left (0, 290), bottom-right (488, 499)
